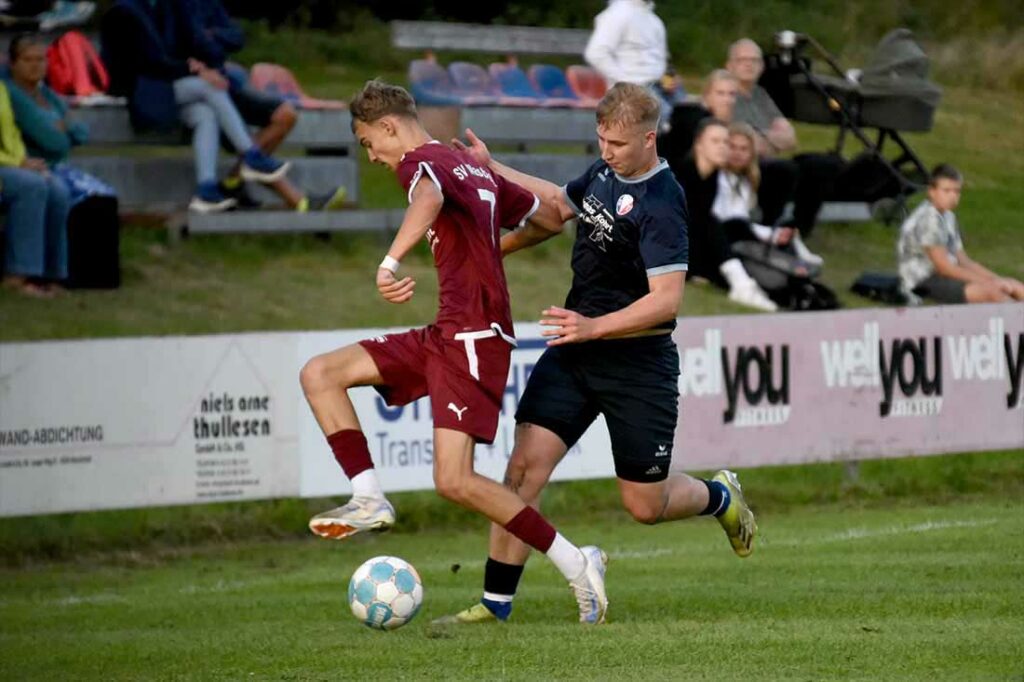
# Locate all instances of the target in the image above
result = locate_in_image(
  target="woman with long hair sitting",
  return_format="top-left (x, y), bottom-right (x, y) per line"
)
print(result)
top-left (713, 122), bottom-right (823, 266)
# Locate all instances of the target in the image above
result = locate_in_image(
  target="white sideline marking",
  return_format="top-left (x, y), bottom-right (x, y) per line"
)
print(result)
top-left (51, 593), bottom-right (128, 606)
top-left (766, 518), bottom-right (1000, 548)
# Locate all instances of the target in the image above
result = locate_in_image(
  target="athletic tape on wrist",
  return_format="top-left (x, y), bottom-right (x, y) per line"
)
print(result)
top-left (379, 255), bottom-right (400, 274)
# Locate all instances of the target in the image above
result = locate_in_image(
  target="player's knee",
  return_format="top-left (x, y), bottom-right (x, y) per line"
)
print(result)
top-left (299, 355), bottom-right (330, 394)
top-left (433, 471), bottom-right (469, 505)
top-left (623, 495), bottom-right (662, 525)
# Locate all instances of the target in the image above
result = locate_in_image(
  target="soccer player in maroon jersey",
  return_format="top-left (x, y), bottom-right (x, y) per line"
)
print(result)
top-left (300, 80), bottom-right (609, 623)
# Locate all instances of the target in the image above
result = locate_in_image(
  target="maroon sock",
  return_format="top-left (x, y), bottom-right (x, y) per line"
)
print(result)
top-left (327, 429), bottom-right (374, 479)
top-left (503, 507), bottom-right (557, 553)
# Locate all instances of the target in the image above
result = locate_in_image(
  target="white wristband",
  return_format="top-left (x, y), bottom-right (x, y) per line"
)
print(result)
top-left (379, 255), bottom-right (400, 274)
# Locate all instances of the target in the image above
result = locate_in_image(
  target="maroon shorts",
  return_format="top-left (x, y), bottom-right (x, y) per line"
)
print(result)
top-left (359, 325), bottom-right (513, 444)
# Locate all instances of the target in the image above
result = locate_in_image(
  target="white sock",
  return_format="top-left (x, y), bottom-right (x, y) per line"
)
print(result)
top-left (546, 533), bottom-right (586, 580)
top-left (351, 469), bottom-right (383, 499)
top-left (483, 591), bottom-right (514, 603)
top-left (720, 258), bottom-right (754, 290)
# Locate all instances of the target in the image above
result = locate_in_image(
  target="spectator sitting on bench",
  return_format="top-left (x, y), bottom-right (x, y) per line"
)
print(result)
top-left (177, 0), bottom-right (344, 212)
top-left (101, 0), bottom-right (291, 213)
top-left (5, 34), bottom-right (118, 195)
top-left (661, 69), bottom-right (737, 170)
top-left (727, 38), bottom-right (843, 240)
top-left (670, 118), bottom-right (777, 312)
top-left (713, 122), bottom-right (822, 266)
top-left (0, 80), bottom-right (70, 298)
top-left (898, 164), bottom-right (1024, 304)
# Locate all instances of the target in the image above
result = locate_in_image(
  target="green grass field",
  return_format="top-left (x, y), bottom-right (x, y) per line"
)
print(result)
top-left (2, 498), bottom-right (1021, 680)
top-left (2, 452), bottom-right (1022, 680)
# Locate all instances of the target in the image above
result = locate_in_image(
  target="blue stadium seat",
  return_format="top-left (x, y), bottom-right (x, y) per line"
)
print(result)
top-left (408, 59), bottom-right (480, 106)
top-left (528, 64), bottom-right (589, 109)
top-left (449, 61), bottom-right (534, 107)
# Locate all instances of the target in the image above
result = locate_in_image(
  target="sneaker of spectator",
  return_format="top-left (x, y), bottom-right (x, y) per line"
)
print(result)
top-left (189, 180), bottom-right (237, 213)
top-left (297, 185), bottom-right (348, 213)
top-left (38, 0), bottom-right (94, 31)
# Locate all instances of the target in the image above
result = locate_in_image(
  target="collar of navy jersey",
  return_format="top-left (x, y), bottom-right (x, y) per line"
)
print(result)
top-left (612, 158), bottom-right (671, 184)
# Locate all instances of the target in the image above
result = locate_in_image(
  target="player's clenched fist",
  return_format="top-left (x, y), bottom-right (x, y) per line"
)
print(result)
top-left (376, 268), bottom-right (416, 304)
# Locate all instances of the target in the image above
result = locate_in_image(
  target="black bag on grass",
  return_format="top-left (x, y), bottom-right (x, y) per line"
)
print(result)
top-left (850, 271), bottom-right (909, 305)
top-left (66, 195), bottom-right (121, 289)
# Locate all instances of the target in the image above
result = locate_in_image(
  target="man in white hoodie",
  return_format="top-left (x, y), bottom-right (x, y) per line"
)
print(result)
top-left (584, 0), bottom-right (674, 125)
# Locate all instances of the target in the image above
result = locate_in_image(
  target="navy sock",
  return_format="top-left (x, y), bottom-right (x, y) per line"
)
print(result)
top-left (480, 597), bottom-right (512, 621)
top-left (700, 479), bottom-right (731, 517)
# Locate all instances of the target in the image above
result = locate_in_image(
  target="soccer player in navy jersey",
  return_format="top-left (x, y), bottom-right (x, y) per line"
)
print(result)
top-left (300, 80), bottom-right (609, 623)
top-left (437, 82), bottom-right (758, 625)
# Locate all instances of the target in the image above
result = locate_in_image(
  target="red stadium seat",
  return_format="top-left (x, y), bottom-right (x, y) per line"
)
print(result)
top-left (566, 65), bottom-right (607, 105)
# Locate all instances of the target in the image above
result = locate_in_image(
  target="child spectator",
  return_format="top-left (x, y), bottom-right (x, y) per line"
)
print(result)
top-left (898, 164), bottom-right (1024, 304)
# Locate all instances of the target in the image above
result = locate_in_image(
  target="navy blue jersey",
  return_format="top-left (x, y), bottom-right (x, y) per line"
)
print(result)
top-left (562, 159), bottom-right (689, 330)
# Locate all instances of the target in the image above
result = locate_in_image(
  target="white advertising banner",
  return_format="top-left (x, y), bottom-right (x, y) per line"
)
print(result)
top-left (0, 334), bottom-right (300, 516)
top-left (1, 303), bottom-right (1021, 517)
top-left (671, 303), bottom-right (1024, 470)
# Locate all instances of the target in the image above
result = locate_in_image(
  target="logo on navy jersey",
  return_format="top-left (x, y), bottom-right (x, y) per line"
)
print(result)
top-left (616, 194), bottom-right (634, 216)
top-left (581, 194), bottom-right (616, 251)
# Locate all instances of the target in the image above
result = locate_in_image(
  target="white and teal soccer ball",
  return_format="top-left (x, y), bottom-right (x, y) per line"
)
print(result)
top-left (348, 555), bottom-right (424, 630)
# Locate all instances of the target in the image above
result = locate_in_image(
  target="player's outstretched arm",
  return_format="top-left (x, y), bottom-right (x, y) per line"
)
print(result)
top-left (501, 201), bottom-right (567, 256)
top-left (376, 180), bottom-right (444, 304)
top-left (453, 128), bottom-right (576, 224)
top-left (540, 272), bottom-right (685, 345)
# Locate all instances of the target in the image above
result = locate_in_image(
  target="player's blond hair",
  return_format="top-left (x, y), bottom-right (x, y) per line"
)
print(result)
top-left (595, 82), bottom-right (661, 132)
top-left (349, 79), bottom-right (418, 131)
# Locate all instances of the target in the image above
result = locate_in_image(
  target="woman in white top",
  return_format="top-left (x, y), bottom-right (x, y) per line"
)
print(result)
top-left (713, 123), bottom-right (823, 266)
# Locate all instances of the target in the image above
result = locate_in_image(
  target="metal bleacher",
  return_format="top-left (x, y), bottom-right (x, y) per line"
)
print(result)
top-left (68, 106), bottom-right (364, 235)
top-left (53, 19), bottom-right (869, 237)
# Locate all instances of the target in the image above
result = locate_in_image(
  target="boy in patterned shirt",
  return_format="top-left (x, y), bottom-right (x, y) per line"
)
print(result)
top-left (898, 164), bottom-right (1024, 304)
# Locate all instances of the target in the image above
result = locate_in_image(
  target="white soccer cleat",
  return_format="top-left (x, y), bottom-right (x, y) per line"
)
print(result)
top-left (308, 496), bottom-right (395, 540)
top-left (729, 281), bottom-right (778, 312)
top-left (570, 545), bottom-right (609, 624)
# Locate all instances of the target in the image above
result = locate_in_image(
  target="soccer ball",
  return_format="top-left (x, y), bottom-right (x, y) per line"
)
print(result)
top-left (348, 555), bottom-right (424, 630)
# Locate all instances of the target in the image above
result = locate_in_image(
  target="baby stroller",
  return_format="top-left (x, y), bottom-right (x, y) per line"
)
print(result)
top-left (760, 29), bottom-right (942, 220)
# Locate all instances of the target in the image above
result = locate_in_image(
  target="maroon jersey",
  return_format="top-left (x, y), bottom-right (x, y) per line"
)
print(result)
top-left (397, 142), bottom-right (539, 337)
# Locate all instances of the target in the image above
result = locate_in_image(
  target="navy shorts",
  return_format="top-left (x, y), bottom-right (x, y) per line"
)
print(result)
top-left (515, 335), bottom-right (680, 483)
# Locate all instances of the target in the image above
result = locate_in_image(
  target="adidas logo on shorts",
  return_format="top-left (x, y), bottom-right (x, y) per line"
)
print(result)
top-left (645, 465), bottom-right (662, 476)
